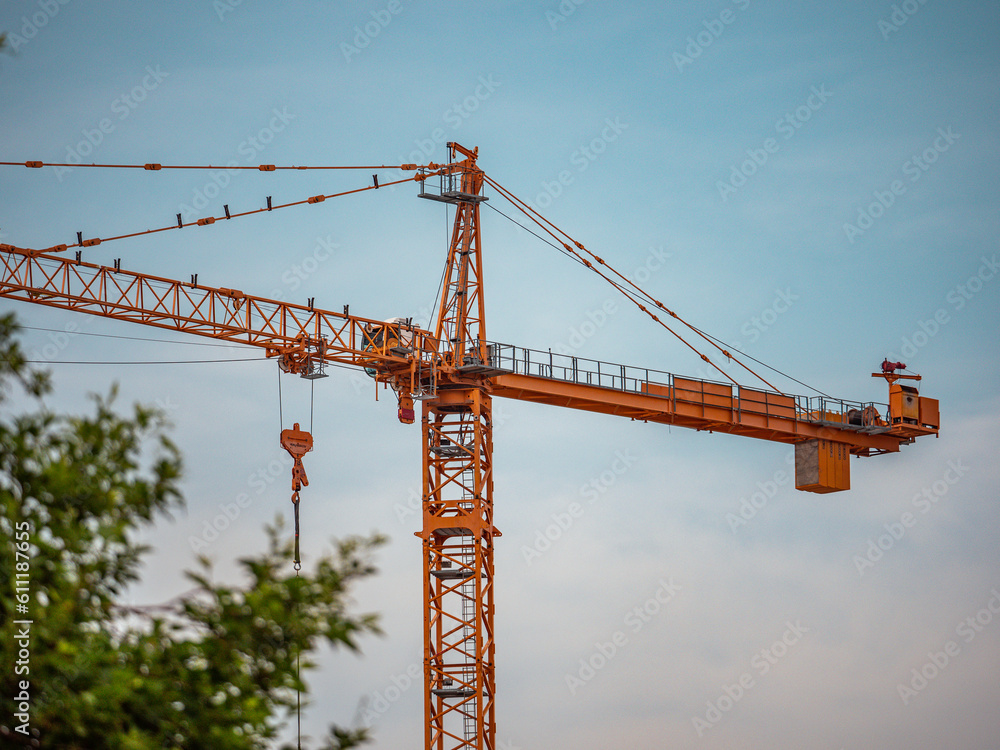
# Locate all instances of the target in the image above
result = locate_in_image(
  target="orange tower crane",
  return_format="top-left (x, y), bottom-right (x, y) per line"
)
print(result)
top-left (0, 143), bottom-right (939, 749)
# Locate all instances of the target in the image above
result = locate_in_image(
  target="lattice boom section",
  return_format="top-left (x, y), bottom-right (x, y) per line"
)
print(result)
top-left (0, 247), bottom-right (431, 367)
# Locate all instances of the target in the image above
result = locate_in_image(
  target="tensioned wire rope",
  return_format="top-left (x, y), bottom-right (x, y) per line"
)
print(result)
top-left (5, 155), bottom-right (827, 395)
top-left (479, 198), bottom-right (832, 399)
top-left (481, 172), bottom-right (832, 398)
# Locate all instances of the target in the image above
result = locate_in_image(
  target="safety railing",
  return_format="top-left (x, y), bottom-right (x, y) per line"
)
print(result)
top-left (483, 341), bottom-right (890, 431)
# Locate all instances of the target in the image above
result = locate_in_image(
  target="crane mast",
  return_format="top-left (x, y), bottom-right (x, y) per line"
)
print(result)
top-left (0, 143), bottom-right (940, 750)
top-left (419, 144), bottom-right (497, 748)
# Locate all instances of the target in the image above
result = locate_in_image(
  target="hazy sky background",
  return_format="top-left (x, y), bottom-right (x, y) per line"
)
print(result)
top-left (2, 1), bottom-right (999, 748)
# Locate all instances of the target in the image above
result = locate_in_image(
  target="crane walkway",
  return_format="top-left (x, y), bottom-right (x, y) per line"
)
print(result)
top-left (483, 341), bottom-right (900, 453)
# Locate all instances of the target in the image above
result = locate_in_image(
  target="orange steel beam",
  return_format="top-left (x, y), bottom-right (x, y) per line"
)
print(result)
top-left (0, 243), bottom-right (435, 378)
top-left (489, 372), bottom-right (921, 455)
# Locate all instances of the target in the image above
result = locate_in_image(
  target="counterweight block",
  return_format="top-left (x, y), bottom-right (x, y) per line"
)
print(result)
top-left (795, 438), bottom-right (851, 493)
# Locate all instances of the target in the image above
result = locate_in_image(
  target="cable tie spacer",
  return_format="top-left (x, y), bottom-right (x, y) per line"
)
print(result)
top-left (82, 238), bottom-right (102, 247)
top-left (197, 217), bottom-right (215, 226)
top-left (259, 164), bottom-right (276, 171)
top-left (307, 195), bottom-right (326, 204)
top-left (143, 163), bottom-right (162, 170)
top-left (25, 161), bottom-right (43, 168)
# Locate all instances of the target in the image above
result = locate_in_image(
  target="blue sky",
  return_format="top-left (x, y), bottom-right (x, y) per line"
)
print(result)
top-left (2, 1), bottom-right (999, 747)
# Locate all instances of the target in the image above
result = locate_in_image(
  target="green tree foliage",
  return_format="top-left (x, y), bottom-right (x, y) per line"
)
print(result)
top-left (0, 313), bottom-right (381, 749)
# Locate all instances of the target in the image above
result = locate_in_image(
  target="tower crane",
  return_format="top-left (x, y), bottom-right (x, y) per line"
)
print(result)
top-left (0, 143), bottom-right (939, 749)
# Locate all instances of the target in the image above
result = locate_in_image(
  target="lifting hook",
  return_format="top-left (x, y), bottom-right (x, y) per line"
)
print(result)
top-left (280, 422), bottom-right (313, 570)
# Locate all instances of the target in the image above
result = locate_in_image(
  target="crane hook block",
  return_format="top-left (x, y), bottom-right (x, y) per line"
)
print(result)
top-left (280, 423), bottom-right (313, 492)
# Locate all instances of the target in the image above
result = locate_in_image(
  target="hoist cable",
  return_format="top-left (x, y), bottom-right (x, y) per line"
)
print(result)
top-left (277, 365), bottom-right (284, 432)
